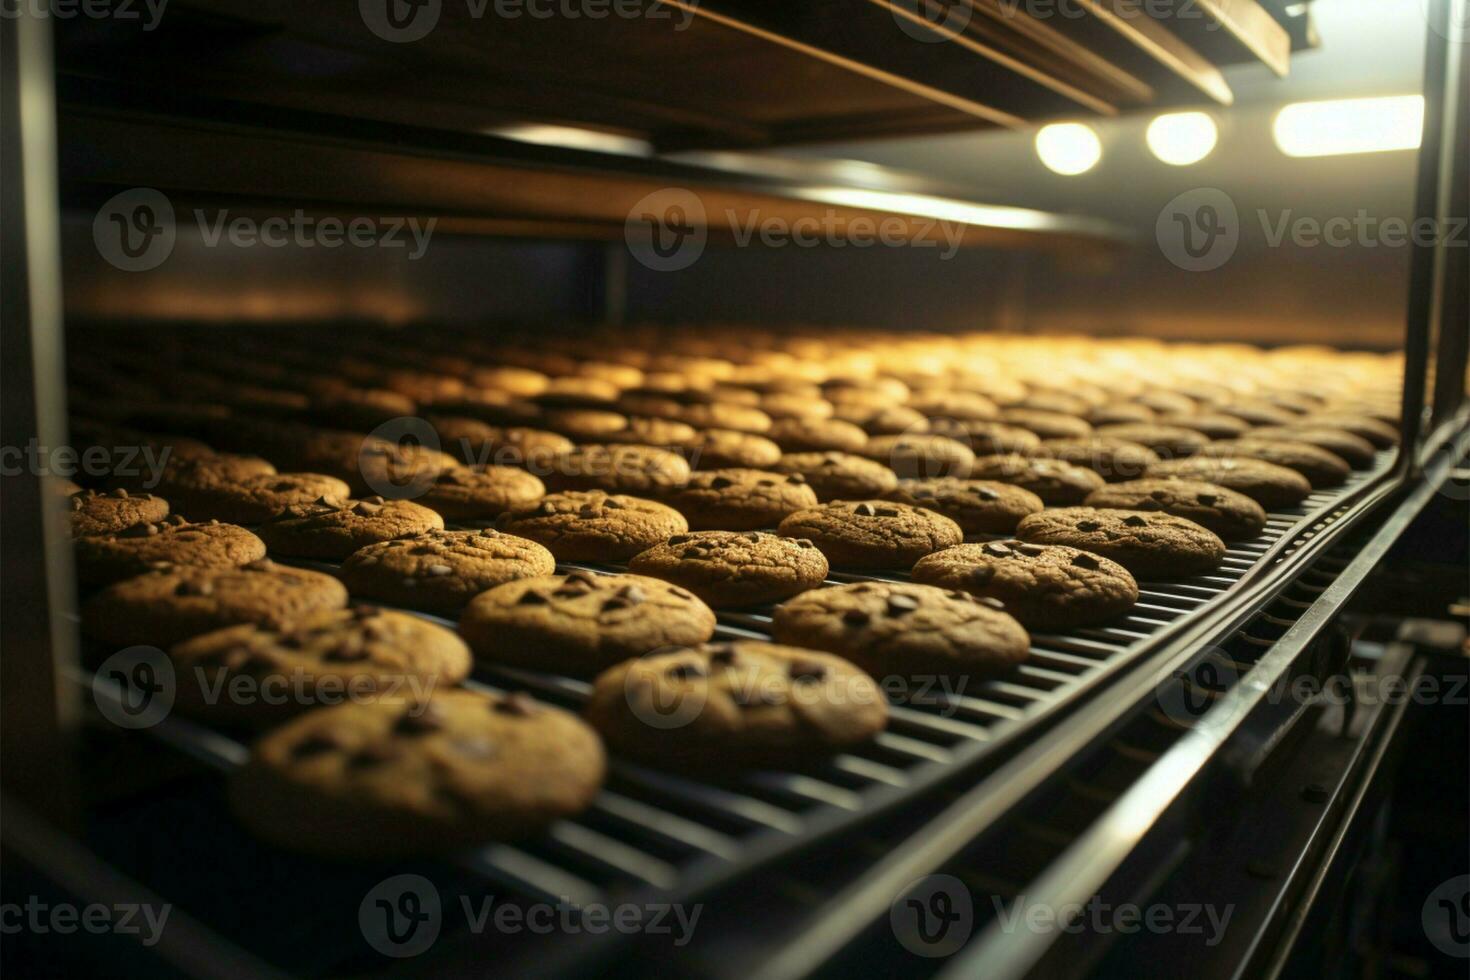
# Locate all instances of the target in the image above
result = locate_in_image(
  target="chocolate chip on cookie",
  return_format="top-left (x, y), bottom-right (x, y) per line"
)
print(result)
top-left (770, 452), bottom-right (898, 502)
top-left (1146, 456), bottom-right (1312, 508)
top-left (881, 478), bottom-right (1043, 535)
top-left (773, 581), bottom-right (1029, 679)
top-left (416, 466), bottom-right (545, 521)
top-left (776, 500), bottom-right (962, 569)
top-left (228, 689), bottom-right (605, 857)
top-left (966, 454), bottom-right (1105, 506)
top-left (75, 518), bottom-right (266, 586)
top-left (69, 487), bottom-right (170, 537)
top-left (629, 530), bottom-right (829, 607)
top-left (1016, 507), bottom-right (1226, 580)
top-left (340, 529), bottom-right (556, 613)
top-left (257, 497), bottom-right (444, 561)
top-left (1083, 479), bottom-right (1267, 540)
top-left (459, 572), bottom-right (716, 673)
top-left (912, 541), bottom-right (1137, 629)
top-left (663, 468), bottom-right (819, 531)
top-left (586, 642), bottom-right (887, 770)
top-left (496, 490), bottom-right (687, 561)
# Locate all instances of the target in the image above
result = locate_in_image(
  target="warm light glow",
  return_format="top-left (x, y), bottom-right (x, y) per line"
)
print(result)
top-left (1273, 96), bottom-right (1424, 158)
top-left (1035, 123), bottom-right (1102, 175)
top-left (484, 124), bottom-right (652, 157)
top-left (794, 186), bottom-right (1059, 232)
top-left (1146, 112), bottom-right (1218, 166)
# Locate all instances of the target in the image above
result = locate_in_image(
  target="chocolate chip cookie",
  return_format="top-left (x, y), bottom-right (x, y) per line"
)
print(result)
top-left (681, 428), bottom-right (783, 469)
top-left (880, 478), bottom-right (1043, 535)
top-left (228, 689), bottom-right (606, 857)
top-left (585, 642), bottom-right (887, 770)
top-left (170, 606), bottom-right (472, 727)
top-left (861, 434), bottom-right (975, 479)
top-left (1016, 508), bottom-right (1226, 580)
top-left (540, 444), bottom-right (691, 494)
top-left (168, 472), bottom-right (353, 524)
top-left (1000, 408), bottom-right (1092, 440)
top-left (772, 581), bottom-right (1030, 679)
top-left (767, 417), bottom-right (869, 454)
top-left (1094, 423), bottom-right (1211, 458)
top-left (1146, 456), bottom-right (1312, 508)
top-left (496, 490), bottom-right (687, 561)
top-left (1246, 426), bottom-right (1376, 468)
top-left (776, 500), bottom-right (963, 569)
top-left (629, 530), bottom-right (829, 607)
top-left (770, 452), bottom-right (898, 502)
top-left (69, 488), bottom-right (169, 537)
top-left (75, 517), bottom-right (267, 586)
top-left (257, 496), bottom-right (444, 561)
top-left (416, 466), bottom-right (546, 521)
top-left (966, 454), bottom-right (1105, 506)
top-left (81, 559), bottom-right (349, 648)
top-left (1196, 439), bottom-right (1350, 488)
top-left (1033, 437), bottom-right (1160, 482)
top-left (926, 420), bottom-right (1042, 456)
top-left (1083, 479), bottom-right (1267, 540)
top-left (662, 468), bottom-right (819, 531)
top-left (459, 571), bottom-right (717, 673)
top-left (339, 529), bottom-right (556, 613)
top-left (912, 541), bottom-right (1137, 630)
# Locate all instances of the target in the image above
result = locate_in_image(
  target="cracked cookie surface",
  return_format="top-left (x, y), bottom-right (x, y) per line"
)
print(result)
top-left (459, 571), bottom-right (716, 673)
top-left (1084, 479), bottom-right (1266, 540)
top-left (339, 529), bottom-right (556, 612)
top-left (416, 466), bottom-right (546, 521)
top-left (629, 530), bottom-right (829, 607)
top-left (586, 641), bottom-right (887, 770)
top-left (663, 468), bottom-right (819, 531)
top-left (777, 500), bottom-right (962, 569)
top-left (1016, 507), bottom-right (1225, 580)
top-left (229, 689), bottom-right (605, 858)
top-left (881, 478), bottom-right (1043, 534)
top-left (69, 488), bottom-right (170, 537)
top-left (496, 490), bottom-right (687, 561)
top-left (82, 559), bottom-right (349, 648)
top-left (912, 541), bottom-right (1137, 629)
top-left (170, 606), bottom-right (472, 726)
top-left (75, 516), bottom-right (266, 586)
top-left (772, 581), bottom-right (1030, 679)
top-left (258, 496), bottom-right (444, 561)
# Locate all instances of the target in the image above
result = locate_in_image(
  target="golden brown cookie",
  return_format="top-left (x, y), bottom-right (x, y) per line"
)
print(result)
top-left (459, 571), bottom-right (716, 673)
top-left (913, 541), bottom-right (1137, 630)
top-left (586, 642), bottom-right (887, 770)
top-left (69, 488), bottom-right (170, 537)
top-left (416, 466), bottom-right (546, 521)
top-left (1016, 507), bottom-right (1226, 580)
top-left (772, 581), bottom-right (1030, 679)
top-left (496, 490), bottom-right (687, 561)
top-left (770, 452), bottom-right (899, 502)
top-left (540, 444), bottom-right (691, 495)
top-left (169, 606), bottom-right (472, 727)
top-left (75, 517), bottom-right (267, 586)
top-left (966, 454), bottom-right (1105, 505)
top-left (1195, 439), bottom-right (1350, 488)
top-left (1146, 456), bottom-right (1312, 508)
top-left (777, 500), bottom-right (962, 569)
top-left (881, 478), bottom-right (1043, 535)
top-left (767, 417), bottom-right (869, 454)
top-left (167, 472), bottom-right (353, 524)
top-left (81, 559), bottom-right (350, 648)
top-left (1083, 479), bottom-right (1267, 540)
top-left (1094, 423), bottom-right (1211, 459)
top-left (681, 428), bottom-right (783, 470)
top-left (629, 530), bottom-right (829, 607)
top-left (1033, 437), bottom-right (1160, 483)
top-left (228, 689), bottom-right (605, 857)
top-left (257, 496), bottom-right (444, 561)
top-left (861, 434), bottom-right (975, 479)
top-left (339, 529), bottom-right (556, 613)
top-left (662, 468), bottom-right (819, 531)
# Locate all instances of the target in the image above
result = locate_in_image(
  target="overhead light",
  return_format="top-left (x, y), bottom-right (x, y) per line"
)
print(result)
top-left (1035, 122), bottom-right (1102, 176)
top-left (794, 187), bottom-right (1058, 232)
top-left (484, 124), bottom-right (652, 157)
top-left (1273, 95), bottom-right (1424, 158)
top-left (1146, 112), bottom-right (1218, 166)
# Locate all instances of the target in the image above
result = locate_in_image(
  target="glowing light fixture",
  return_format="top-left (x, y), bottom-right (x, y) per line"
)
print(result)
top-left (1146, 112), bottom-right (1218, 166)
top-left (484, 124), bottom-right (652, 157)
top-left (1035, 123), bottom-right (1102, 175)
top-left (1273, 95), bottom-right (1424, 158)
